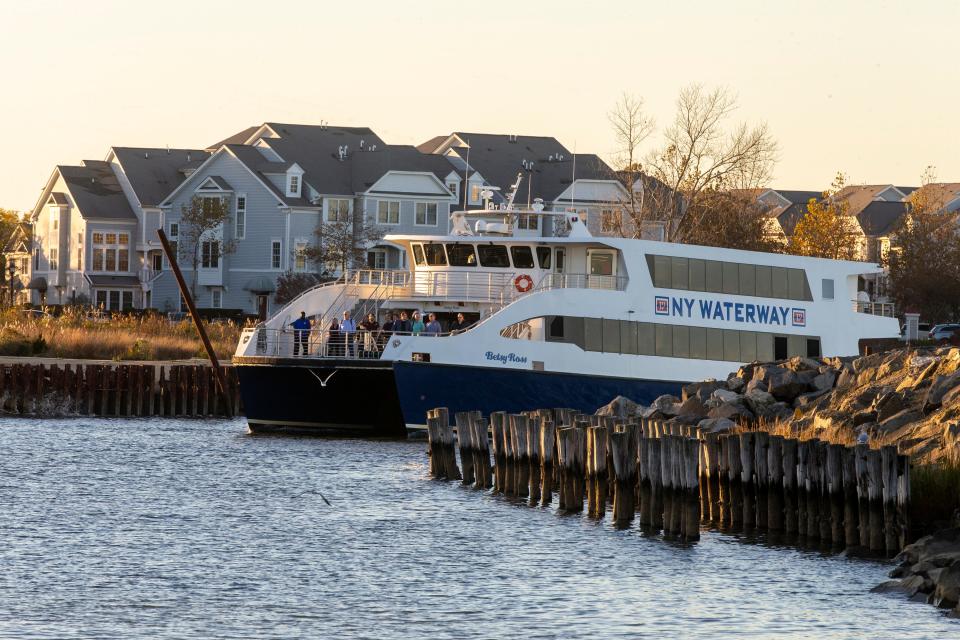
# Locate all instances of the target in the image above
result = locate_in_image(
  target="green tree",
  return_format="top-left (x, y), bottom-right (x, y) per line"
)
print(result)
top-left (789, 173), bottom-right (861, 260)
top-left (178, 196), bottom-right (236, 301)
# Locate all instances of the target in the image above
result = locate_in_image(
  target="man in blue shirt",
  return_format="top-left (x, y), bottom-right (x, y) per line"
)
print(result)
top-left (291, 311), bottom-right (312, 356)
top-left (425, 313), bottom-right (442, 335)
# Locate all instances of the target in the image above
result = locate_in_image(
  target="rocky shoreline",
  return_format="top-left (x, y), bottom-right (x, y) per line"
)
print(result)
top-left (873, 528), bottom-right (960, 618)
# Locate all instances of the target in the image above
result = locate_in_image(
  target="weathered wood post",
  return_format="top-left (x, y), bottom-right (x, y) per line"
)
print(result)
top-left (740, 432), bottom-right (756, 529)
top-left (527, 416), bottom-right (542, 503)
top-left (610, 429), bottom-right (637, 528)
top-left (842, 445), bottom-right (859, 549)
top-left (683, 437), bottom-right (701, 541)
top-left (854, 443), bottom-right (871, 549)
top-left (881, 445), bottom-right (899, 555)
top-left (557, 427), bottom-right (585, 512)
top-left (766, 435), bottom-right (784, 532)
top-left (726, 434), bottom-right (743, 530)
top-left (806, 440), bottom-right (823, 541)
top-left (703, 433), bottom-right (721, 524)
top-left (782, 438), bottom-right (798, 535)
top-left (427, 408), bottom-right (460, 481)
top-left (827, 444), bottom-right (845, 547)
top-left (455, 412), bottom-right (476, 486)
top-left (586, 426), bottom-right (608, 519)
top-left (648, 435), bottom-right (664, 531)
top-left (471, 413), bottom-right (493, 489)
top-left (754, 432), bottom-right (770, 530)
top-left (510, 414), bottom-right (530, 498)
top-left (896, 453), bottom-right (910, 551)
top-left (490, 411), bottom-right (507, 494)
top-left (540, 420), bottom-right (556, 505)
top-left (866, 447), bottom-right (884, 553)
top-left (797, 440), bottom-right (811, 538)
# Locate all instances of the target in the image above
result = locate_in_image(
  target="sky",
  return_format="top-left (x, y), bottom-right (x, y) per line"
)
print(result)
top-left (1, 0), bottom-right (958, 211)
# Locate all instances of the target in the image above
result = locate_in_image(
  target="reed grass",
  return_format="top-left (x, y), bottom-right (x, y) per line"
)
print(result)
top-left (910, 453), bottom-right (960, 534)
top-left (0, 307), bottom-right (241, 361)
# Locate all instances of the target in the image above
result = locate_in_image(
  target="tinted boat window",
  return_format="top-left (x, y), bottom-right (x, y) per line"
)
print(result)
top-left (511, 246), bottom-right (535, 269)
top-left (477, 245), bottom-right (510, 267)
top-left (423, 243), bottom-right (447, 266)
top-left (446, 243), bottom-right (477, 267)
top-left (536, 247), bottom-right (552, 269)
top-left (412, 244), bottom-right (425, 266)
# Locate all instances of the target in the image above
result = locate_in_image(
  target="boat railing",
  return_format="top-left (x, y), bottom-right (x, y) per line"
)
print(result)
top-left (853, 300), bottom-right (895, 317)
top-left (537, 273), bottom-right (628, 292)
top-left (247, 327), bottom-right (466, 360)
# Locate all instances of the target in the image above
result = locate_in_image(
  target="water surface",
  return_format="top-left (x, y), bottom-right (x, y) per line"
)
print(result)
top-left (0, 417), bottom-right (954, 639)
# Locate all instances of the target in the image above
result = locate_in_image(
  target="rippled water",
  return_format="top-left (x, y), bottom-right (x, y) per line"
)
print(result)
top-left (0, 417), bottom-right (955, 639)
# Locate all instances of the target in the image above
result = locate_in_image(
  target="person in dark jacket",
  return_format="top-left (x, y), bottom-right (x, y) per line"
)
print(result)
top-left (327, 318), bottom-right (341, 357)
top-left (450, 312), bottom-right (472, 333)
top-left (291, 311), bottom-right (311, 356)
top-left (395, 311), bottom-right (412, 333)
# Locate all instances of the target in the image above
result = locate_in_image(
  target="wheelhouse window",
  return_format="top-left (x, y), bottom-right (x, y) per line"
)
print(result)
top-left (536, 247), bottom-right (552, 269)
top-left (477, 244), bottom-right (510, 268)
top-left (377, 200), bottom-right (400, 225)
top-left (517, 214), bottom-right (538, 230)
top-left (422, 243), bottom-right (447, 266)
top-left (446, 243), bottom-right (477, 267)
top-left (415, 202), bottom-right (438, 226)
top-left (412, 244), bottom-right (426, 266)
top-left (590, 252), bottom-right (614, 276)
top-left (646, 254), bottom-right (813, 301)
top-left (510, 246), bottom-right (535, 269)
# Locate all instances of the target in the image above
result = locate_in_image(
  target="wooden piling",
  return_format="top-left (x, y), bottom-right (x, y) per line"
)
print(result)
top-left (881, 445), bottom-right (899, 555)
top-left (754, 432), bottom-right (770, 530)
top-left (540, 419), bottom-right (556, 505)
top-left (455, 412), bottom-right (476, 486)
top-left (610, 429), bottom-right (636, 527)
top-left (866, 447), bottom-right (884, 553)
top-left (586, 426), bottom-right (608, 518)
top-left (827, 444), bottom-right (845, 547)
top-left (490, 412), bottom-right (507, 494)
top-left (767, 435), bottom-right (785, 532)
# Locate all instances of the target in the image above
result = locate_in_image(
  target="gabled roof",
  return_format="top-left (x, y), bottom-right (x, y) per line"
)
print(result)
top-left (206, 126), bottom-right (260, 151)
top-left (222, 145), bottom-right (313, 207)
top-left (435, 133), bottom-right (616, 202)
top-left (907, 183), bottom-right (960, 213)
top-left (350, 145), bottom-right (457, 193)
top-left (774, 203), bottom-right (808, 236)
top-left (48, 192), bottom-right (69, 206)
top-left (774, 190), bottom-right (821, 205)
top-left (832, 184), bottom-right (902, 216)
top-left (3, 222), bottom-right (31, 254)
top-left (416, 135), bottom-right (449, 154)
top-left (110, 147), bottom-right (210, 208)
top-left (856, 201), bottom-right (908, 236)
top-left (60, 161), bottom-right (136, 220)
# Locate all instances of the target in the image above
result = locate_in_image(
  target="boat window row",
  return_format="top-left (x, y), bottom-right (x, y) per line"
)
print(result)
top-left (411, 242), bottom-right (552, 270)
top-left (505, 315), bottom-right (820, 362)
top-left (645, 255), bottom-right (813, 302)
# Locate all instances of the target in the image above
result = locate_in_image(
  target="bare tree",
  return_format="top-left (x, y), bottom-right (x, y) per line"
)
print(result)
top-left (643, 84), bottom-right (778, 242)
top-left (607, 93), bottom-right (655, 237)
top-left (178, 196), bottom-right (236, 300)
top-left (301, 217), bottom-right (385, 276)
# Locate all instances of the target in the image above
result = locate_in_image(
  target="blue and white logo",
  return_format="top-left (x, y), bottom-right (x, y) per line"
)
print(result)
top-left (485, 351), bottom-right (528, 365)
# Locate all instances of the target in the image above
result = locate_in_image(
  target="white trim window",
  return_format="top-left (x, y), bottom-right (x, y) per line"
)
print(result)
top-left (211, 289), bottom-right (223, 309)
top-left (470, 183), bottom-right (482, 204)
top-left (271, 240), bottom-right (282, 270)
top-left (235, 193), bottom-right (246, 239)
top-left (95, 289), bottom-right (134, 311)
top-left (377, 200), bottom-right (400, 225)
top-left (49, 248), bottom-right (58, 271)
top-left (288, 174), bottom-right (300, 197)
top-left (294, 238), bottom-right (308, 271)
top-left (91, 231), bottom-right (130, 272)
top-left (167, 223), bottom-right (179, 268)
top-left (200, 240), bottom-right (220, 269)
top-left (415, 202), bottom-right (438, 226)
top-left (447, 182), bottom-right (458, 199)
top-left (326, 198), bottom-right (351, 222)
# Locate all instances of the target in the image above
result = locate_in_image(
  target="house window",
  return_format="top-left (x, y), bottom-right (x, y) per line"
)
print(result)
top-left (34, 247), bottom-right (39, 270)
top-left (76, 248), bottom-right (82, 271)
top-left (201, 240), bottom-right (220, 268)
top-left (470, 184), bottom-right (482, 203)
top-left (288, 175), bottom-right (300, 196)
top-left (95, 289), bottom-right (133, 311)
top-left (52, 217), bottom-right (58, 231)
top-left (377, 200), bottom-right (400, 225)
top-left (294, 239), bottom-right (308, 271)
top-left (367, 249), bottom-right (386, 270)
top-left (271, 240), bottom-right (282, 269)
top-left (152, 253), bottom-right (162, 272)
top-left (447, 182), bottom-right (458, 199)
top-left (235, 194), bottom-right (246, 239)
top-left (49, 248), bottom-right (58, 271)
top-left (211, 289), bottom-right (222, 309)
top-left (327, 198), bottom-right (351, 222)
top-left (415, 202), bottom-right (438, 226)
top-left (168, 223), bottom-right (179, 264)
top-left (600, 209), bottom-right (620, 233)
top-left (91, 231), bottom-right (129, 272)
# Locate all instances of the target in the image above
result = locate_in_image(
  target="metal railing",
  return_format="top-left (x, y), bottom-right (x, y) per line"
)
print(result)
top-left (538, 273), bottom-right (629, 292)
top-left (853, 300), bottom-right (895, 317)
top-left (249, 328), bottom-right (460, 360)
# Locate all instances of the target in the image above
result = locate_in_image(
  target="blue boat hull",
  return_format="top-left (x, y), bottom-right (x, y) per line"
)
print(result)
top-left (236, 357), bottom-right (687, 436)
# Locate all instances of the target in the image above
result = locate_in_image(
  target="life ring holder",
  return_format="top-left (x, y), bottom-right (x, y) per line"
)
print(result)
top-left (514, 274), bottom-right (534, 293)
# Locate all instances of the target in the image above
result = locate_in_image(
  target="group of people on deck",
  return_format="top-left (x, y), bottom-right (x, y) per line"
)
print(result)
top-left (289, 310), bottom-right (474, 357)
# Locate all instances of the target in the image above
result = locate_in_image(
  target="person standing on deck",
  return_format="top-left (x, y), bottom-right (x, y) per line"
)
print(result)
top-left (425, 313), bottom-right (442, 335)
top-left (341, 310), bottom-right (357, 357)
top-left (359, 313), bottom-right (380, 355)
top-left (291, 311), bottom-right (311, 356)
top-left (410, 311), bottom-right (425, 336)
top-left (450, 312), bottom-right (471, 333)
top-left (395, 311), bottom-right (412, 333)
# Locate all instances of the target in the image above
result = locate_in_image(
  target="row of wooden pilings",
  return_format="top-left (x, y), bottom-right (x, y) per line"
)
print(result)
top-left (426, 407), bottom-right (912, 554)
top-left (0, 362), bottom-right (241, 418)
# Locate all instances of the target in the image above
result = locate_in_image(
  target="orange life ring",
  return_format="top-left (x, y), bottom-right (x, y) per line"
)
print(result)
top-left (514, 274), bottom-right (534, 293)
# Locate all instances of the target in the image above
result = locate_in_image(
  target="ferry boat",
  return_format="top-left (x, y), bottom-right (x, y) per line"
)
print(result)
top-left (233, 196), bottom-right (899, 436)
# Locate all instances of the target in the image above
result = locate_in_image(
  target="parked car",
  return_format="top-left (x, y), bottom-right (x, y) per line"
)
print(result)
top-left (899, 322), bottom-right (932, 341)
top-left (929, 323), bottom-right (960, 342)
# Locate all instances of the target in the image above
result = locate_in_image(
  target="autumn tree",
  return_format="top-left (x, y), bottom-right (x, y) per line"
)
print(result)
top-left (682, 190), bottom-right (783, 252)
top-left (789, 173), bottom-right (861, 260)
top-left (178, 196), bottom-right (236, 300)
top-left (887, 168), bottom-right (960, 322)
top-left (606, 93), bottom-right (655, 237)
top-left (300, 217), bottom-right (384, 276)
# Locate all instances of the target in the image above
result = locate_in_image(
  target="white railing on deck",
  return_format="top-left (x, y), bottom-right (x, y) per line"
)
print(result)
top-left (246, 328), bottom-right (463, 360)
top-left (853, 300), bottom-right (895, 317)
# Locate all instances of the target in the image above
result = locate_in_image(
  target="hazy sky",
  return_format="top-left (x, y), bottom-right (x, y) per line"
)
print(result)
top-left (1, 0), bottom-right (958, 211)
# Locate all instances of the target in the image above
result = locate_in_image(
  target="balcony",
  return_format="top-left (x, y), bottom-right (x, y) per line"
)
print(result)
top-left (853, 300), bottom-right (895, 317)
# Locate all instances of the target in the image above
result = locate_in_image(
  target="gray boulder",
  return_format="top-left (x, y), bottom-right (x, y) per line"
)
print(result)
top-left (595, 395), bottom-right (644, 418)
top-left (710, 388), bottom-right (743, 405)
top-left (744, 388), bottom-right (775, 412)
top-left (923, 371), bottom-right (960, 413)
top-left (643, 394), bottom-right (681, 418)
top-left (934, 561), bottom-right (960, 608)
top-left (764, 368), bottom-right (810, 401)
top-left (681, 380), bottom-right (725, 403)
top-left (726, 375), bottom-right (746, 393)
top-left (879, 408), bottom-right (922, 433)
top-left (708, 401), bottom-right (754, 423)
top-left (812, 371), bottom-right (836, 391)
top-left (676, 395), bottom-right (708, 418)
top-left (696, 417), bottom-right (736, 434)
top-left (793, 387), bottom-right (832, 409)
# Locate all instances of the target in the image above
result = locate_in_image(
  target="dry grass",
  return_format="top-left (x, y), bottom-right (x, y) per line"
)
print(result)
top-left (0, 307), bottom-right (241, 361)
top-left (910, 453), bottom-right (960, 533)
top-left (731, 417), bottom-right (858, 447)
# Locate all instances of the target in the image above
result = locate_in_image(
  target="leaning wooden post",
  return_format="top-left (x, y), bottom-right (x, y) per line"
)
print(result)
top-left (455, 412), bottom-right (476, 486)
top-left (426, 412), bottom-right (442, 478)
top-left (157, 229), bottom-right (232, 417)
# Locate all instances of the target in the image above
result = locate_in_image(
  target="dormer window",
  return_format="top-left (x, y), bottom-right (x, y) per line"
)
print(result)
top-left (447, 182), bottom-right (458, 198)
top-left (288, 175), bottom-right (300, 197)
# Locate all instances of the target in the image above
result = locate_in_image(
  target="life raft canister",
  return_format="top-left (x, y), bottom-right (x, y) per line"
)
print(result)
top-left (514, 274), bottom-right (534, 293)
